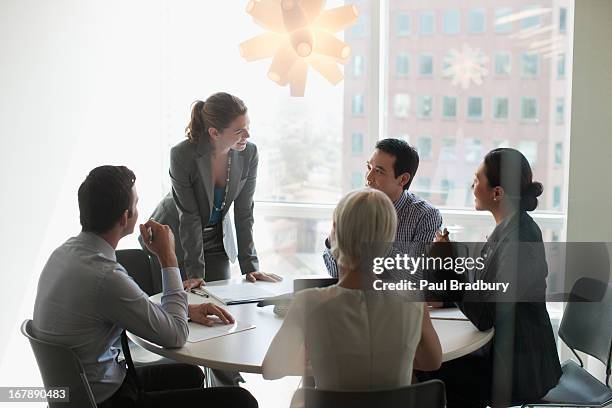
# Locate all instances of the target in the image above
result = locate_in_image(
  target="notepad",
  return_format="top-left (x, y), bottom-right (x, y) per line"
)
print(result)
top-left (202, 283), bottom-right (278, 305)
top-left (187, 320), bottom-right (255, 343)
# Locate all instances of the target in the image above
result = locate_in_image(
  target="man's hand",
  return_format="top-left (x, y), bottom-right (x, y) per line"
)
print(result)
top-left (183, 278), bottom-right (205, 291)
top-left (245, 271), bottom-right (283, 283)
top-left (139, 220), bottom-right (178, 268)
top-left (434, 228), bottom-right (450, 243)
top-left (188, 303), bottom-right (234, 326)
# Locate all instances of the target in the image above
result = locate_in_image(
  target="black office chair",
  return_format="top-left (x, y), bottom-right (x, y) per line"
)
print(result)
top-left (522, 277), bottom-right (612, 407)
top-left (21, 320), bottom-right (97, 408)
top-left (291, 379), bottom-right (446, 408)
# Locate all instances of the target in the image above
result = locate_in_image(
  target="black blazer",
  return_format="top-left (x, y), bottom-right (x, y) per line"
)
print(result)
top-left (457, 211), bottom-right (562, 404)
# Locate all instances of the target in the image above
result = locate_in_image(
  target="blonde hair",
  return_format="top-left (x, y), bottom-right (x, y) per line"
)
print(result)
top-left (331, 188), bottom-right (397, 271)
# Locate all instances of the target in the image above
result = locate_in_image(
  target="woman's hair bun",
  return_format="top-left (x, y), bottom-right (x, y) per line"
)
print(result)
top-left (520, 181), bottom-right (543, 211)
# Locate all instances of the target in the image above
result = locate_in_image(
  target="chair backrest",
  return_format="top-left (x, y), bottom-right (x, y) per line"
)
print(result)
top-left (559, 277), bottom-right (612, 384)
top-left (291, 380), bottom-right (446, 408)
top-left (21, 320), bottom-right (97, 408)
top-left (116, 248), bottom-right (161, 296)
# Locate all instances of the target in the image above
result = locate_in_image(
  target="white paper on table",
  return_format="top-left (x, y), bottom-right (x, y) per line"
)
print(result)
top-left (203, 283), bottom-right (278, 304)
top-left (429, 308), bottom-right (469, 321)
top-left (187, 320), bottom-right (255, 343)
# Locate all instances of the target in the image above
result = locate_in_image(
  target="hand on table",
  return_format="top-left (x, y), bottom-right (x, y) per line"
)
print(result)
top-left (183, 278), bottom-right (205, 291)
top-left (245, 271), bottom-right (283, 283)
top-left (188, 303), bottom-right (234, 326)
top-left (434, 228), bottom-right (450, 243)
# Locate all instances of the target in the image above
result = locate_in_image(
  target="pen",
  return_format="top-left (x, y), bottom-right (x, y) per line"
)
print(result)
top-left (191, 288), bottom-right (209, 298)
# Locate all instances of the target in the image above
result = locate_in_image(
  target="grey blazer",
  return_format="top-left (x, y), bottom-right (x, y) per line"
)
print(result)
top-left (155, 137), bottom-right (259, 280)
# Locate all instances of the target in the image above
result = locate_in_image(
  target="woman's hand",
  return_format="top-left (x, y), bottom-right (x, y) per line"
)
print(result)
top-left (183, 278), bottom-right (205, 291)
top-left (434, 228), bottom-right (450, 243)
top-left (245, 271), bottom-right (283, 283)
top-left (188, 303), bottom-right (234, 326)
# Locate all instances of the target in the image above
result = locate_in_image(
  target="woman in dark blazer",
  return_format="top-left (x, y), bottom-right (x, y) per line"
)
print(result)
top-left (423, 148), bottom-right (562, 407)
top-left (146, 93), bottom-right (281, 289)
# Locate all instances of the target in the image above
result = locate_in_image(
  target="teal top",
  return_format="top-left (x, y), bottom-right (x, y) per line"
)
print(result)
top-left (207, 186), bottom-right (225, 226)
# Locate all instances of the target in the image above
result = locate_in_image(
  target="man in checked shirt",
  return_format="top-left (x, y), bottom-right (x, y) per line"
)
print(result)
top-left (323, 138), bottom-right (443, 280)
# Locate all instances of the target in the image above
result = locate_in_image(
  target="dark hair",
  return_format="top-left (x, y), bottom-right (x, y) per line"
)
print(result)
top-left (185, 92), bottom-right (248, 143)
top-left (483, 148), bottom-right (543, 211)
top-left (375, 138), bottom-right (420, 190)
top-left (78, 166), bottom-right (136, 233)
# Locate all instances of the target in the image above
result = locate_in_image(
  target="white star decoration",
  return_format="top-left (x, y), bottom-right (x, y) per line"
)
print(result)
top-left (240, 0), bottom-right (359, 97)
top-left (443, 43), bottom-right (490, 89)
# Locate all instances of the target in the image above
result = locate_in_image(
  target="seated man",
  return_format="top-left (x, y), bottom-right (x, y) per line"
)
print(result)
top-left (32, 165), bottom-right (257, 408)
top-left (324, 138), bottom-right (442, 278)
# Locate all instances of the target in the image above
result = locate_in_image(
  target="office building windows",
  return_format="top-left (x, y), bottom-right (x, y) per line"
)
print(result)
top-left (493, 97), bottom-right (509, 119)
top-left (440, 179), bottom-right (455, 204)
top-left (351, 171), bottom-right (364, 189)
top-left (351, 132), bottom-right (364, 155)
top-left (559, 7), bottom-right (567, 33)
top-left (353, 55), bottom-right (364, 77)
top-left (495, 8), bottom-right (512, 33)
top-left (556, 98), bottom-right (564, 123)
top-left (465, 138), bottom-right (483, 163)
top-left (418, 96), bottom-right (433, 118)
top-left (397, 13), bottom-right (410, 37)
top-left (494, 53), bottom-right (511, 75)
top-left (557, 53), bottom-right (566, 78)
top-left (443, 96), bottom-right (457, 119)
top-left (350, 13), bottom-right (367, 37)
top-left (522, 53), bottom-right (539, 77)
top-left (352, 94), bottom-right (364, 116)
top-left (553, 186), bottom-right (562, 209)
top-left (469, 9), bottom-right (486, 34)
top-left (521, 97), bottom-right (538, 121)
top-left (393, 93), bottom-right (411, 118)
top-left (417, 136), bottom-right (432, 159)
top-left (416, 177), bottom-right (431, 199)
top-left (519, 140), bottom-right (538, 165)
top-left (419, 54), bottom-right (433, 75)
top-left (440, 137), bottom-right (457, 160)
top-left (467, 97), bottom-right (483, 119)
top-left (443, 10), bottom-right (460, 35)
top-left (521, 5), bottom-right (541, 29)
top-left (396, 53), bottom-right (409, 77)
top-left (493, 140), bottom-right (510, 148)
top-left (555, 142), bottom-right (563, 165)
top-left (419, 11), bottom-right (435, 35)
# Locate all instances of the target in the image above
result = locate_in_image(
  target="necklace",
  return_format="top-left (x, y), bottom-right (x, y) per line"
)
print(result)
top-left (213, 151), bottom-right (232, 213)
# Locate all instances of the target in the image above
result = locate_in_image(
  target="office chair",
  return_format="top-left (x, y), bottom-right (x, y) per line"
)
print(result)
top-left (21, 319), bottom-right (97, 408)
top-left (522, 277), bottom-right (612, 407)
top-left (291, 379), bottom-right (446, 408)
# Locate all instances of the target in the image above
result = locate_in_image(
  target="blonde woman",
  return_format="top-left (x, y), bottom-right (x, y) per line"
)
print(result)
top-left (262, 188), bottom-right (442, 390)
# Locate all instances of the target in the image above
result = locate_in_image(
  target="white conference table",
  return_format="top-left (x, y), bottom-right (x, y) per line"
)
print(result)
top-left (129, 277), bottom-right (494, 374)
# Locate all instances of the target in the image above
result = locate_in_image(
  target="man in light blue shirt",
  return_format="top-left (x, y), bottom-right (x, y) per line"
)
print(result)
top-left (32, 165), bottom-right (257, 407)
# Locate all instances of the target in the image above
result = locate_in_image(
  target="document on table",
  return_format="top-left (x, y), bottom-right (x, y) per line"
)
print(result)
top-left (202, 283), bottom-right (278, 305)
top-left (187, 320), bottom-right (255, 343)
top-left (429, 307), bottom-right (469, 321)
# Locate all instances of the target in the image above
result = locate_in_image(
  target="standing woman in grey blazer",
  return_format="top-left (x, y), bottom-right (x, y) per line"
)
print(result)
top-left (148, 92), bottom-right (281, 289)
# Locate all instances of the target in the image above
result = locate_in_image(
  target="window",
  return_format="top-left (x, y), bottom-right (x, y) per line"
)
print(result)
top-left (443, 10), bottom-right (460, 34)
top-left (518, 140), bottom-right (538, 165)
top-left (495, 7), bottom-right (512, 33)
top-left (493, 140), bottom-right (510, 148)
top-left (415, 177), bottom-right (431, 199)
top-left (553, 186), bottom-right (562, 209)
top-left (396, 53), bottom-right (409, 77)
top-left (521, 97), bottom-right (538, 121)
top-left (418, 96), bottom-right (433, 118)
top-left (352, 94), bottom-right (364, 116)
top-left (556, 98), bottom-right (565, 124)
top-left (522, 53), bottom-right (539, 77)
top-left (557, 53), bottom-right (566, 78)
top-left (419, 11), bottom-right (435, 35)
top-left (465, 138), bottom-right (483, 163)
top-left (440, 137), bottom-right (457, 160)
top-left (521, 5), bottom-right (542, 29)
top-left (397, 13), bottom-right (410, 36)
top-left (467, 97), bottom-right (483, 119)
top-left (419, 54), bottom-right (433, 75)
top-left (468, 9), bottom-right (486, 34)
top-left (353, 55), bottom-right (364, 77)
top-left (559, 7), bottom-right (567, 33)
top-left (350, 13), bottom-right (367, 37)
top-left (417, 136), bottom-right (432, 159)
top-left (443, 96), bottom-right (457, 119)
top-left (351, 171), bottom-right (363, 189)
top-left (493, 97), bottom-right (509, 119)
top-left (393, 93), bottom-right (411, 118)
top-left (494, 53), bottom-right (511, 75)
top-left (555, 142), bottom-right (563, 165)
top-left (440, 179), bottom-right (455, 204)
top-left (351, 132), bottom-right (364, 155)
